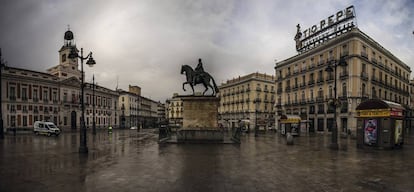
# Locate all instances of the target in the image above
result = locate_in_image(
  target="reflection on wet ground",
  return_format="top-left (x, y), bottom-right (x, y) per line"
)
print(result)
top-left (0, 129), bottom-right (413, 192)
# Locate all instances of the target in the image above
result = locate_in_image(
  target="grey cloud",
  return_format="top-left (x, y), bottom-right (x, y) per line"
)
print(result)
top-left (1, 0), bottom-right (413, 102)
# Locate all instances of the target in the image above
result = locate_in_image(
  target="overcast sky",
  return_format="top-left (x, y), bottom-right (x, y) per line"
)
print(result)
top-left (1, 0), bottom-right (413, 102)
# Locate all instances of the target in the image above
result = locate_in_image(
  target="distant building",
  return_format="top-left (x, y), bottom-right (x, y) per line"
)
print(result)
top-left (0, 29), bottom-right (120, 131)
top-left (118, 85), bottom-right (160, 129)
top-left (157, 102), bottom-right (166, 125)
top-left (165, 93), bottom-right (183, 128)
top-left (218, 72), bottom-right (276, 130)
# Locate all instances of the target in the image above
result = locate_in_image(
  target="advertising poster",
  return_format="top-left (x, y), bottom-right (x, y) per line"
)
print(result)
top-left (364, 119), bottom-right (377, 145)
top-left (395, 120), bottom-right (402, 144)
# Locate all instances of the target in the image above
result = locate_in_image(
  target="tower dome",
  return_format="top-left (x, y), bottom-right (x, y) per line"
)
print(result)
top-left (64, 30), bottom-right (74, 40)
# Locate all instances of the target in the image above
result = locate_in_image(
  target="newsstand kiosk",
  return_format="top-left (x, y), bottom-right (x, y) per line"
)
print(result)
top-left (280, 115), bottom-right (301, 136)
top-left (356, 99), bottom-right (405, 149)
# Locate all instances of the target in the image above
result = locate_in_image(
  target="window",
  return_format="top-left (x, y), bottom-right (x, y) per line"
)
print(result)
top-left (22, 88), bottom-right (27, 100)
top-left (329, 86), bottom-right (333, 98)
top-left (23, 116), bottom-right (27, 126)
top-left (361, 83), bottom-right (366, 96)
top-left (342, 83), bottom-right (347, 97)
top-left (10, 87), bottom-right (16, 99)
top-left (310, 89), bottom-right (314, 99)
top-left (62, 54), bottom-right (66, 62)
top-left (43, 90), bottom-right (48, 101)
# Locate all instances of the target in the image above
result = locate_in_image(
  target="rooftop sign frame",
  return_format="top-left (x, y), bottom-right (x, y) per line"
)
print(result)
top-left (294, 5), bottom-right (357, 53)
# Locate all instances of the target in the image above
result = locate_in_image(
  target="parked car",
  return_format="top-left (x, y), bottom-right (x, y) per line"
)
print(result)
top-left (130, 126), bottom-right (138, 130)
top-left (33, 121), bottom-right (61, 136)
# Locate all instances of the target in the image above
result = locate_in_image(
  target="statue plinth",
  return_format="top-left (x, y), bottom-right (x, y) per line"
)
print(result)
top-left (177, 95), bottom-right (223, 142)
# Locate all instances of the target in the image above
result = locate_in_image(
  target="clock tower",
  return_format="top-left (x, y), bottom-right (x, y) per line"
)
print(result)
top-left (47, 27), bottom-right (81, 80)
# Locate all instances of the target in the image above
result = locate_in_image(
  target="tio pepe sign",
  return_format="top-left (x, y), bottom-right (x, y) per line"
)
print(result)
top-left (302, 6), bottom-right (355, 39)
top-left (295, 5), bottom-right (356, 52)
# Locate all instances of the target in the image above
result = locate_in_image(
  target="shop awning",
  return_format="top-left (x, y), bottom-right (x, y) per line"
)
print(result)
top-left (356, 99), bottom-right (404, 118)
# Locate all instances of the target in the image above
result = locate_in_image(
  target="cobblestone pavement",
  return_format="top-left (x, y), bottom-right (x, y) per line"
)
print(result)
top-left (0, 129), bottom-right (413, 192)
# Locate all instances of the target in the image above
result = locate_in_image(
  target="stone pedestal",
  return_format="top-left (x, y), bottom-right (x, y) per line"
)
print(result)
top-left (177, 96), bottom-right (223, 142)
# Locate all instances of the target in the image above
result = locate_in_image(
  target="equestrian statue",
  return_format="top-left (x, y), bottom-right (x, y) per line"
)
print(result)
top-left (181, 58), bottom-right (219, 96)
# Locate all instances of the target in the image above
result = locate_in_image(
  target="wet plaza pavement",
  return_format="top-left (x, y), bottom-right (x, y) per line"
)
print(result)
top-left (0, 129), bottom-right (413, 192)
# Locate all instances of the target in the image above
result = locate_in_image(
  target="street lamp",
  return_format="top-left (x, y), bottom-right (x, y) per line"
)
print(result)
top-left (254, 98), bottom-right (260, 137)
top-left (0, 48), bottom-right (5, 139)
top-left (68, 47), bottom-right (96, 153)
top-left (325, 56), bottom-right (347, 150)
top-left (92, 74), bottom-right (96, 135)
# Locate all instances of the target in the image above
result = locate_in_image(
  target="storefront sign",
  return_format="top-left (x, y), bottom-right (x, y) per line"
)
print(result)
top-left (357, 109), bottom-right (390, 117)
top-left (294, 5), bottom-right (356, 52)
top-left (280, 118), bottom-right (300, 123)
top-left (390, 109), bottom-right (403, 117)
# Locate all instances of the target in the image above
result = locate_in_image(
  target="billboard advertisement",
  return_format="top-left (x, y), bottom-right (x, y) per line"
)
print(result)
top-left (395, 120), bottom-right (403, 144)
top-left (364, 119), bottom-right (377, 145)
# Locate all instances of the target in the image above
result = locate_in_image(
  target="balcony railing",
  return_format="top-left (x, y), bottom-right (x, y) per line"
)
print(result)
top-left (361, 72), bottom-right (368, 81)
top-left (361, 52), bottom-right (368, 58)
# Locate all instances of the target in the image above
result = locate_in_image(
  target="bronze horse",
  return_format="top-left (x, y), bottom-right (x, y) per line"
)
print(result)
top-left (181, 65), bottom-right (219, 96)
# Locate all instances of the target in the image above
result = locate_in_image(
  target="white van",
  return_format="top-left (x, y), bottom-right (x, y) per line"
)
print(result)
top-left (33, 121), bottom-right (61, 136)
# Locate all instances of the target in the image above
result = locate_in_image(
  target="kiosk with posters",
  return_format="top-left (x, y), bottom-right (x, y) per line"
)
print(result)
top-left (356, 99), bottom-right (405, 149)
top-left (280, 115), bottom-right (301, 136)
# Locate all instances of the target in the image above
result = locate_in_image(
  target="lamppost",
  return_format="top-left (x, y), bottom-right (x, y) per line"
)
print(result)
top-left (0, 49), bottom-right (5, 139)
top-left (92, 74), bottom-right (96, 135)
top-left (254, 98), bottom-right (260, 137)
top-left (68, 47), bottom-right (96, 153)
top-left (325, 56), bottom-right (347, 150)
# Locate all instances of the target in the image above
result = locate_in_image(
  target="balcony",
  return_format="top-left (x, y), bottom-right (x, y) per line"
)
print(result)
top-left (22, 97), bottom-right (28, 101)
top-left (361, 72), bottom-right (368, 81)
top-left (317, 78), bottom-right (324, 85)
top-left (309, 63), bottom-right (315, 69)
top-left (316, 96), bottom-right (324, 103)
top-left (318, 60), bottom-right (324, 66)
top-left (361, 52), bottom-right (368, 58)
top-left (9, 96), bottom-right (16, 101)
top-left (371, 58), bottom-right (377, 64)
top-left (308, 80), bottom-right (315, 86)
top-left (341, 51), bottom-right (349, 57)
top-left (340, 71), bottom-right (349, 80)
top-left (256, 87), bottom-right (262, 92)
top-left (43, 99), bottom-right (49, 103)
top-left (285, 86), bottom-right (291, 92)
top-left (326, 75), bottom-right (334, 82)
top-left (277, 88), bottom-right (282, 94)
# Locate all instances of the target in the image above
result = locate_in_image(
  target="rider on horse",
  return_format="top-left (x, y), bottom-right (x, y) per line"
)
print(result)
top-left (193, 58), bottom-right (205, 85)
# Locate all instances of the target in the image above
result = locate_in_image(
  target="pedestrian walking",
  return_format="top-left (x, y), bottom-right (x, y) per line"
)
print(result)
top-left (108, 125), bottom-right (113, 133)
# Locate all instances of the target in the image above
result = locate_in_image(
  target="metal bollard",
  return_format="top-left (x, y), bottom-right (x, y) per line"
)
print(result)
top-left (286, 132), bottom-right (294, 145)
